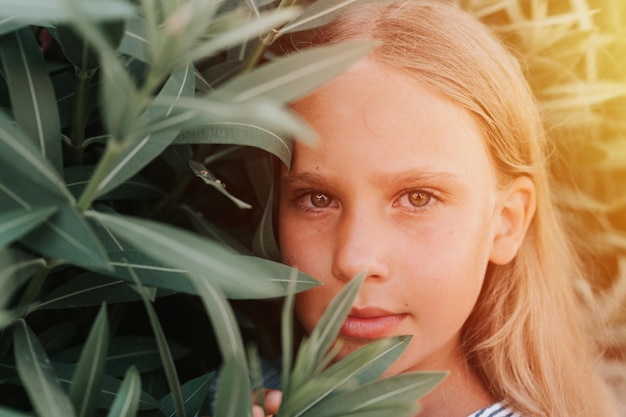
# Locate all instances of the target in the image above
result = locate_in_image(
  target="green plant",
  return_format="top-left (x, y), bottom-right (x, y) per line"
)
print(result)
top-left (0, 0), bottom-right (444, 416)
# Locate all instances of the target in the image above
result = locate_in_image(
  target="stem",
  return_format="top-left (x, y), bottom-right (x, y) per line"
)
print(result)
top-left (242, 0), bottom-right (300, 73)
top-left (68, 68), bottom-right (92, 166)
top-left (77, 139), bottom-right (125, 211)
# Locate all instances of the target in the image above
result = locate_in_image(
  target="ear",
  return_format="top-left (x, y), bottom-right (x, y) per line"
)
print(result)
top-left (489, 176), bottom-right (537, 265)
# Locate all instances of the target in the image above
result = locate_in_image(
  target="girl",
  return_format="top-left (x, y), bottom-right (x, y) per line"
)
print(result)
top-left (265, 1), bottom-right (619, 416)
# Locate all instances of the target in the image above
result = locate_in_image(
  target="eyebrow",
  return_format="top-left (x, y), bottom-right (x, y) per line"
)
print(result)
top-left (281, 169), bottom-right (461, 189)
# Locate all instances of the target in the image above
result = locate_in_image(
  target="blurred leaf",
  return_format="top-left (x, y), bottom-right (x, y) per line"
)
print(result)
top-left (198, 59), bottom-right (245, 89)
top-left (106, 366), bottom-right (141, 417)
top-left (249, 156), bottom-right (281, 260)
top-left (213, 357), bottom-right (252, 417)
top-left (540, 82), bottom-right (626, 110)
top-left (160, 372), bottom-right (215, 417)
top-left (36, 273), bottom-right (174, 310)
top-left (0, 0), bottom-right (135, 22)
top-left (131, 275), bottom-right (187, 417)
top-left (175, 123), bottom-right (293, 169)
top-left (53, 335), bottom-right (188, 378)
top-left (117, 15), bottom-right (149, 62)
top-left (0, 29), bottom-right (62, 173)
top-left (0, 16), bottom-right (29, 36)
top-left (97, 63), bottom-right (195, 196)
top-left (276, 0), bottom-right (378, 36)
top-left (0, 249), bottom-right (45, 307)
top-left (0, 104), bottom-right (72, 201)
top-left (189, 160), bottom-right (252, 209)
top-left (87, 211), bottom-right (319, 299)
top-left (70, 304), bottom-right (109, 417)
top-left (211, 40), bottom-right (376, 107)
top-left (0, 206), bottom-right (56, 247)
top-left (57, 21), bottom-right (126, 71)
top-left (0, 406), bottom-right (31, 417)
top-left (14, 319), bottom-right (76, 417)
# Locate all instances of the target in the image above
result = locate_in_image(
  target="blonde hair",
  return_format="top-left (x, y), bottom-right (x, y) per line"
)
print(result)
top-left (297, 1), bottom-right (618, 416)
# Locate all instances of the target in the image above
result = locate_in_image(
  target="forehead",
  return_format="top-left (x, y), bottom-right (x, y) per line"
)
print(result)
top-left (288, 59), bottom-right (494, 182)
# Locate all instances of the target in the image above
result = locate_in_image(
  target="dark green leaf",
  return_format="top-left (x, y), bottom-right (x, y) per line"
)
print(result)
top-left (19, 202), bottom-right (110, 270)
top-left (0, 16), bottom-right (29, 36)
top-left (70, 304), bottom-right (110, 417)
top-left (97, 63), bottom-right (195, 196)
top-left (181, 205), bottom-right (253, 255)
top-left (106, 366), bottom-right (141, 417)
top-left (0, 405), bottom-right (31, 417)
top-left (87, 211), bottom-right (319, 299)
top-left (57, 21), bottom-right (126, 70)
top-left (249, 156), bottom-right (281, 260)
top-left (53, 336), bottom-right (189, 378)
top-left (131, 277), bottom-right (187, 417)
top-left (160, 372), bottom-right (215, 417)
top-left (65, 165), bottom-right (166, 200)
top-left (0, 249), bottom-right (45, 307)
top-left (0, 106), bottom-right (72, 201)
top-left (14, 319), bottom-right (76, 417)
top-left (0, 206), bottom-right (56, 248)
top-left (0, 28), bottom-right (63, 172)
top-left (117, 15), bottom-right (149, 62)
top-left (36, 273), bottom-right (174, 310)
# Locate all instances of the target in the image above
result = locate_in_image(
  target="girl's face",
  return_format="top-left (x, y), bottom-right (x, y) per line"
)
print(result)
top-left (279, 59), bottom-right (505, 376)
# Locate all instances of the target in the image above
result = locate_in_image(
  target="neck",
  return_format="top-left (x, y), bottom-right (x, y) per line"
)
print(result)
top-left (416, 348), bottom-right (494, 417)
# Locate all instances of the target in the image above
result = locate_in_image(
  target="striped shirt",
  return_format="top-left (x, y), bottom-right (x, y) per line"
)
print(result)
top-left (468, 402), bottom-right (521, 417)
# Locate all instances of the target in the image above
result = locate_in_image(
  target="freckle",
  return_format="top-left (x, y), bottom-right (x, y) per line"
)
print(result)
top-left (316, 166), bottom-right (319, 170)
top-left (404, 303), bottom-right (408, 307)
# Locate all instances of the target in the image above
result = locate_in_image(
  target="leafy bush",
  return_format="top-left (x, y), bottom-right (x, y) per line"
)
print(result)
top-left (0, 0), bottom-right (445, 416)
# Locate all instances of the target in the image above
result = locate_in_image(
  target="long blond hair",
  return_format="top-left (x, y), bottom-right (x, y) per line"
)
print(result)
top-left (299, 1), bottom-right (618, 416)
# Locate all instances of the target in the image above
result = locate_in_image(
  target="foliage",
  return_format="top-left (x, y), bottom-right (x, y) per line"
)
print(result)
top-left (0, 0), bottom-right (446, 416)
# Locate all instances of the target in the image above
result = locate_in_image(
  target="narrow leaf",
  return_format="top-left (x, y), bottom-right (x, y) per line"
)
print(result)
top-left (189, 160), bottom-right (252, 209)
top-left (0, 248), bottom-right (45, 307)
top-left (213, 357), bottom-right (253, 417)
top-left (106, 366), bottom-right (141, 417)
top-left (0, 0), bottom-right (135, 22)
top-left (87, 211), bottom-right (319, 299)
top-left (211, 40), bottom-right (377, 105)
top-left (0, 28), bottom-right (62, 172)
top-left (160, 372), bottom-right (215, 417)
top-left (0, 207), bottom-right (57, 247)
top-left (14, 319), bottom-right (76, 417)
top-left (70, 304), bottom-right (110, 417)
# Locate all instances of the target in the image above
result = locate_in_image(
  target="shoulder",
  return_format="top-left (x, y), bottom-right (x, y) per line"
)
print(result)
top-left (466, 402), bottom-right (522, 417)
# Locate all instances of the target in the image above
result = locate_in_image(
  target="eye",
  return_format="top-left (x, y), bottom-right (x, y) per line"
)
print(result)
top-left (310, 192), bottom-right (332, 208)
top-left (407, 190), bottom-right (431, 207)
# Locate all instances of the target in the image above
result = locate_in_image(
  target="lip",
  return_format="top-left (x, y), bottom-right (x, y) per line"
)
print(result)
top-left (340, 307), bottom-right (406, 339)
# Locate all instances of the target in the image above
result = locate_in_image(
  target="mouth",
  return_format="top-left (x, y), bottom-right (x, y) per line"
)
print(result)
top-left (340, 307), bottom-right (407, 339)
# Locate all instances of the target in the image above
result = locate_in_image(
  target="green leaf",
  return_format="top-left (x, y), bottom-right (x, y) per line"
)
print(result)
top-left (87, 211), bottom-right (319, 299)
top-left (301, 372), bottom-right (446, 417)
top-left (97, 63), bottom-right (195, 196)
top-left (213, 357), bottom-right (253, 417)
top-left (159, 372), bottom-right (215, 417)
top-left (249, 156), bottom-right (281, 260)
top-left (0, 109), bottom-right (73, 201)
top-left (0, 206), bottom-right (57, 247)
top-left (0, 28), bottom-right (62, 172)
top-left (0, 0), bottom-right (135, 22)
top-left (0, 405), bottom-right (31, 417)
top-left (70, 304), bottom-right (110, 417)
top-left (57, 21), bottom-right (126, 71)
top-left (211, 40), bottom-right (377, 106)
top-left (19, 202), bottom-right (111, 270)
top-left (129, 274), bottom-right (187, 417)
top-left (0, 16), bottom-right (29, 36)
top-left (106, 366), bottom-right (141, 417)
top-left (14, 319), bottom-right (77, 417)
top-left (175, 122), bottom-right (293, 169)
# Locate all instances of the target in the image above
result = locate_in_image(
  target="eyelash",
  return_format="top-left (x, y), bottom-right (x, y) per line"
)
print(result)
top-left (290, 187), bottom-right (443, 212)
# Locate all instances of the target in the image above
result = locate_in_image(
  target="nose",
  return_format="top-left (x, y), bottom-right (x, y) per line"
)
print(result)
top-left (331, 208), bottom-right (390, 282)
